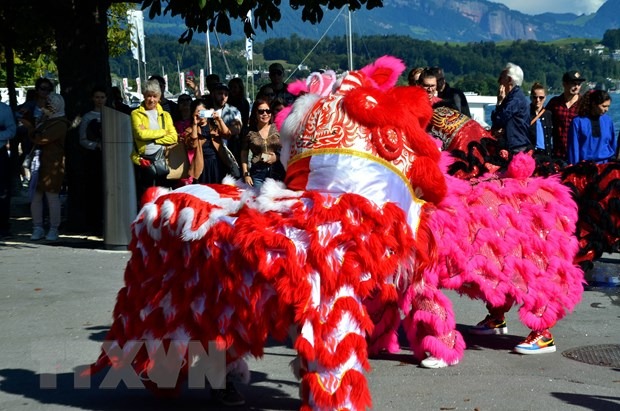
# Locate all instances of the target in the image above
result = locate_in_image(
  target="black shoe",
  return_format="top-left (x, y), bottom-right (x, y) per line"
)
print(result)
top-left (212, 381), bottom-right (245, 407)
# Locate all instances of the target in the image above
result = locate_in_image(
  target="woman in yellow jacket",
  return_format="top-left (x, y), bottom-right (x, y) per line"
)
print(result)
top-left (131, 79), bottom-right (177, 201)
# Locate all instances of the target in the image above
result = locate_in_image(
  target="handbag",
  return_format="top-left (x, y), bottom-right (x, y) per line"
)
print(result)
top-left (166, 143), bottom-right (190, 180)
top-left (28, 149), bottom-right (41, 201)
top-left (141, 146), bottom-right (169, 178)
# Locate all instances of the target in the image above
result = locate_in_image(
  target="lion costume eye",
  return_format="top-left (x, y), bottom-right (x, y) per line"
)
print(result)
top-left (372, 126), bottom-right (403, 161)
top-left (364, 95), bottom-right (378, 109)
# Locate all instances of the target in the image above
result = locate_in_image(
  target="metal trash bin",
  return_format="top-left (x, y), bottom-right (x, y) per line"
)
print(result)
top-left (102, 106), bottom-right (136, 250)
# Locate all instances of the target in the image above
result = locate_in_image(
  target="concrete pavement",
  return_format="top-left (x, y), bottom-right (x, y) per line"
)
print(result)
top-left (1, 208), bottom-right (619, 411)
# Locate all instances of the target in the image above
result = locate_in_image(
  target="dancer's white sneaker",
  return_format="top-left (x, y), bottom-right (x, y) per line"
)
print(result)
top-left (420, 356), bottom-right (458, 369)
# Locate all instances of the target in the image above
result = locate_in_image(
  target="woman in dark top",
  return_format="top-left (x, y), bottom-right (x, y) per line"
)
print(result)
top-left (182, 99), bottom-right (226, 184)
top-left (240, 98), bottom-right (285, 190)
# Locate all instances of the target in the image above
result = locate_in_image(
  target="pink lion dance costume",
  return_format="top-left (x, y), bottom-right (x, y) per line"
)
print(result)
top-left (365, 93), bottom-right (585, 368)
top-left (88, 56), bottom-right (443, 410)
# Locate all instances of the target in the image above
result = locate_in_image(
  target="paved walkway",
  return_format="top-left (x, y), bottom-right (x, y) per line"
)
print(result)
top-left (1, 192), bottom-right (619, 411)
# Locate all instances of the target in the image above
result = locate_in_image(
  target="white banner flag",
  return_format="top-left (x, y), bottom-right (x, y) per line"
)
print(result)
top-left (128, 10), bottom-right (146, 64)
top-left (245, 38), bottom-right (253, 61)
top-left (179, 72), bottom-right (185, 94)
top-left (128, 11), bottom-right (138, 61)
top-left (245, 11), bottom-right (253, 61)
top-left (136, 77), bottom-right (142, 96)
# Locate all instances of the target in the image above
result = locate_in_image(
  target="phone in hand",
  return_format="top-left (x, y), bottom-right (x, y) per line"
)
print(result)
top-left (199, 109), bottom-right (214, 119)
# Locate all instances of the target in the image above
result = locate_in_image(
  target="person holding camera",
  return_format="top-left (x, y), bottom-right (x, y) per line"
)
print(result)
top-left (240, 98), bottom-right (285, 190)
top-left (208, 82), bottom-right (243, 166)
top-left (180, 99), bottom-right (225, 184)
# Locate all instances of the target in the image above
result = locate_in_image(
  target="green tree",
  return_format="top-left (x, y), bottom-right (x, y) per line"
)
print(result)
top-left (140, 0), bottom-right (383, 43)
top-left (2, 0), bottom-right (379, 115)
top-left (0, 2), bottom-right (56, 108)
top-left (602, 29), bottom-right (620, 50)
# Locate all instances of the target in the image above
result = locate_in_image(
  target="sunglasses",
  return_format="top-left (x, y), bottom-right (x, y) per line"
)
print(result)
top-left (270, 70), bottom-right (283, 76)
top-left (533, 96), bottom-right (546, 100)
top-left (38, 86), bottom-right (52, 92)
top-left (257, 109), bottom-right (272, 115)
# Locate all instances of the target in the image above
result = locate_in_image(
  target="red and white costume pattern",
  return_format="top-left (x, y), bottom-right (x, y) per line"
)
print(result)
top-left (88, 56), bottom-right (584, 410)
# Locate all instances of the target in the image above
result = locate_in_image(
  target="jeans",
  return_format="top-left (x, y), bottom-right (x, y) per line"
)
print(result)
top-left (250, 163), bottom-right (271, 190)
top-left (0, 145), bottom-right (10, 234)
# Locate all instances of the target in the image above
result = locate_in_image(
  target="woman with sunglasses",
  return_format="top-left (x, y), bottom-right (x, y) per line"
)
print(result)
top-left (528, 82), bottom-right (554, 157)
top-left (17, 78), bottom-right (54, 128)
top-left (20, 93), bottom-right (70, 241)
top-left (240, 99), bottom-right (285, 189)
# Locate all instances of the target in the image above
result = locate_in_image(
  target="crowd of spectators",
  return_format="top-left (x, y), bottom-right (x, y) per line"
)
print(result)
top-left (1, 62), bottom-right (617, 242)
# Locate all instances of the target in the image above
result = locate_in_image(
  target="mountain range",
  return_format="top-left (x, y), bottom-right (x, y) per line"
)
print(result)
top-left (144, 0), bottom-right (620, 43)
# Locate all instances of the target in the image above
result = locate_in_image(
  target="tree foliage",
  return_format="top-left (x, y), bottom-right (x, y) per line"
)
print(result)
top-left (140, 0), bottom-right (383, 42)
top-left (108, 3), bottom-right (136, 58)
top-left (602, 29), bottom-right (620, 50)
top-left (0, 1), bottom-right (56, 104)
top-left (1, 1), bottom-right (134, 91)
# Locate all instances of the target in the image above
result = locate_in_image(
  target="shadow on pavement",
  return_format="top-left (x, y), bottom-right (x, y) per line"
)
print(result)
top-left (86, 325), bottom-right (112, 343)
top-left (551, 392), bottom-right (620, 411)
top-left (0, 367), bottom-right (300, 411)
top-left (3, 190), bottom-right (108, 250)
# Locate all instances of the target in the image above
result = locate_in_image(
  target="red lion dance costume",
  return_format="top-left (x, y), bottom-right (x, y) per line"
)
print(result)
top-left (88, 57), bottom-right (584, 410)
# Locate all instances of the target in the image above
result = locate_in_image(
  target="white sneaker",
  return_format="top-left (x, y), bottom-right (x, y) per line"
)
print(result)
top-left (45, 228), bottom-right (59, 241)
top-left (420, 356), bottom-right (459, 369)
top-left (31, 226), bottom-right (45, 241)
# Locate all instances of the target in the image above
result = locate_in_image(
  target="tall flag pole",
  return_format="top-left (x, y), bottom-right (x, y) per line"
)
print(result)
top-left (245, 10), bottom-right (254, 101)
top-left (199, 69), bottom-right (205, 95)
top-left (205, 32), bottom-right (213, 75)
top-left (177, 60), bottom-right (184, 94)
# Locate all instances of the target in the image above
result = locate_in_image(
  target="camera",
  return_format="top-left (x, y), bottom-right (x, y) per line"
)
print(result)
top-left (199, 109), bottom-right (214, 119)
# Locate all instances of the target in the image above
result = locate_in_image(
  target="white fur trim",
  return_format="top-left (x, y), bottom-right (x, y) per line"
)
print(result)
top-left (280, 94), bottom-right (321, 169)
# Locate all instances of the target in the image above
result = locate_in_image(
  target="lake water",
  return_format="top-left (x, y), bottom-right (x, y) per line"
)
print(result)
top-left (484, 94), bottom-right (620, 134)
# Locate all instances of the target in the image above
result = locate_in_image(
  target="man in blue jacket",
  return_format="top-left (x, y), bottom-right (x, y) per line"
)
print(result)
top-left (0, 101), bottom-right (17, 238)
top-left (491, 63), bottom-right (532, 153)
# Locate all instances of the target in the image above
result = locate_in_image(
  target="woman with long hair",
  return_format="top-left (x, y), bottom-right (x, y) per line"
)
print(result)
top-left (23, 93), bottom-right (70, 241)
top-left (183, 98), bottom-right (232, 184)
top-left (567, 89), bottom-right (616, 165)
top-left (240, 98), bottom-right (285, 190)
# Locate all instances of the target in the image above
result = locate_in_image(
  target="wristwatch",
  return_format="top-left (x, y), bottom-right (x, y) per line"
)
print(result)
top-left (244, 171), bottom-right (250, 177)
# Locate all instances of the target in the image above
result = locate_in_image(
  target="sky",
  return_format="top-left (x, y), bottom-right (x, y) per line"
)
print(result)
top-left (493, 0), bottom-right (606, 15)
